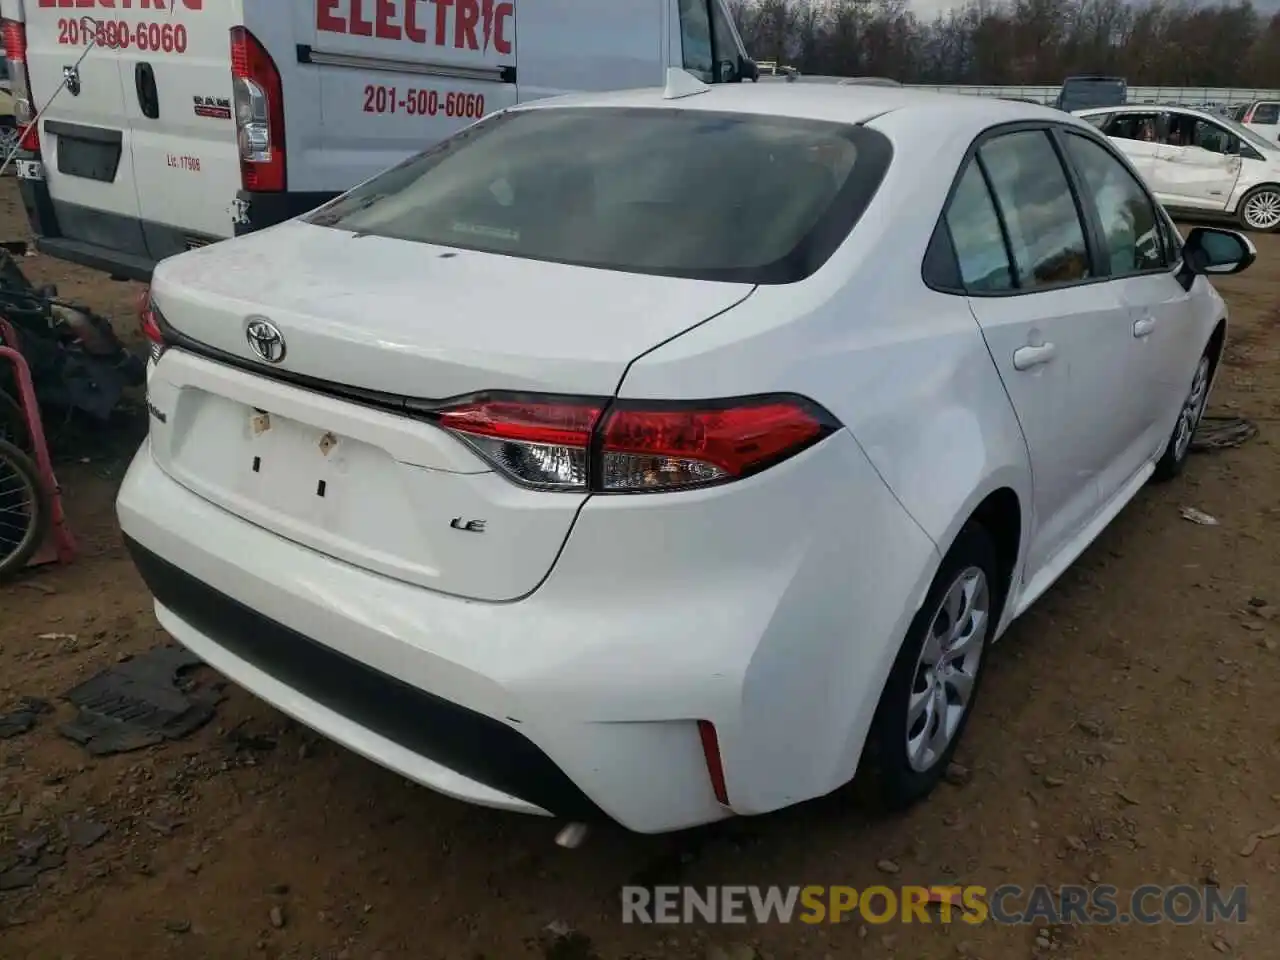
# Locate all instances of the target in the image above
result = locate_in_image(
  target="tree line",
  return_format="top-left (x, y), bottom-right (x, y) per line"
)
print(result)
top-left (728, 0), bottom-right (1280, 88)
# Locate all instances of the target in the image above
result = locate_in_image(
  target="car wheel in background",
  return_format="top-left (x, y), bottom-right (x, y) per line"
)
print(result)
top-left (1237, 184), bottom-right (1280, 232)
top-left (864, 522), bottom-right (999, 810)
top-left (1152, 348), bottom-right (1213, 483)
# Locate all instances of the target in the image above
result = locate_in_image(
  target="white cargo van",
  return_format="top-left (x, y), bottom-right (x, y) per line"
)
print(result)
top-left (0, 0), bottom-right (755, 281)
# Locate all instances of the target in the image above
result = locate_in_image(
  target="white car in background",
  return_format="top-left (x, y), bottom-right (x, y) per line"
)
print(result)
top-left (1233, 99), bottom-right (1280, 143)
top-left (1077, 104), bottom-right (1280, 231)
top-left (119, 77), bottom-right (1254, 834)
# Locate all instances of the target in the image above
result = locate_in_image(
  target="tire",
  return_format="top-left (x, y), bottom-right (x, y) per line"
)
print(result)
top-left (0, 118), bottom-right (17, 170)
top-left (864, 523), bottom-right (1000, 811)
top-left (1151, 347), bottom-right (1213, 483)
top-left (1236, 184), bottom-right (1280, 233)
top-left (0, 437), bottom-right (50, 581)
top-left (0, 388), bottom-right (25, 450)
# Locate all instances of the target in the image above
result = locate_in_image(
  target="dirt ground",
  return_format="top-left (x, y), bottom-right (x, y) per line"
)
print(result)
top-left (0, 178), bottom-right (1278, 960)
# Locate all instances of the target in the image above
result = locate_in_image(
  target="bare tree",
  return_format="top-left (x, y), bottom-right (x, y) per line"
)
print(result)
top-left (731, 0), bottom-right (1280, 86)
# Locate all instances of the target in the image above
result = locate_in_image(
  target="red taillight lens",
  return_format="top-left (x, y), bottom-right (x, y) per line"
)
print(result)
top-left (437, 399), bottom-right (602, 490)
top-left (599, 401), bottom-right (830, 491)
top-left (2, 19), bottom-right (39, 153)
top-left (139, 292), bottom-right (167, 363)
top-left (230, 27), bottom-right (285, 192)
top-left (432, 394), bottom-right (836, 493)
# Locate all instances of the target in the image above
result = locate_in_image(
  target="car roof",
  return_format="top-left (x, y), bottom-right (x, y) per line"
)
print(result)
top-left (514, 80), bottom-right (1070, 134)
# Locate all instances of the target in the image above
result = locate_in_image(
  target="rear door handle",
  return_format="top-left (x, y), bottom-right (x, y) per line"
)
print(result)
top-left (1012, 343), bottom-right (1057, 371)
top-left (1133, 315), bottom-right (1157, 338)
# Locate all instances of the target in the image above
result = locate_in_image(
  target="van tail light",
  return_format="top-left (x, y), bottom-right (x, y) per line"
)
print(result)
top-left (2, 19), bottom-right (40, 153)
top-left (230, 27), bottom-right (285, 192)
top-left (1243, 106), bottom-right (1255, 123)
top-left (433, 394), bottom-right (838, 492)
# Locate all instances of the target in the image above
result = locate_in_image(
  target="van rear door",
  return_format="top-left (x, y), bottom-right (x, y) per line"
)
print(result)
top-left (111, 1), bottom-right (244, 258)
top-left (22, 4), bottom-right (148, 264)
top-left (291, 0), bottom-right (519, 194)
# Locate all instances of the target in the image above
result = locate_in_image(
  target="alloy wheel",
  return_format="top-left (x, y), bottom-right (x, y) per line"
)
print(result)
top-left (1173, 356), bottom-right (1211, 463)
top-left (905, 566), bottom-right (990, 773)
top-left (1243, 189), bottom-right (1280, 231)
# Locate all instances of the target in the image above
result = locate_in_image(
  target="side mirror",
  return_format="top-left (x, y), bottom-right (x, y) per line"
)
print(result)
top-left (742, 56), bottom-right (759, 83)
top-left (1176, 226), bottom-right (1256, 290)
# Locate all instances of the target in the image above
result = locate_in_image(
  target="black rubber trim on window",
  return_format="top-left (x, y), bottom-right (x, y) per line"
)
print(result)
top-left (921, 118), bottom-right (1173, 298)
top-left (124, 536), bottom-right (609, 822)
top-left (921, 216), bottom-right (962, 292)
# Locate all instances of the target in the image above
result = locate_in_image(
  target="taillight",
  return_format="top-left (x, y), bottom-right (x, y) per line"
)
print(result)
top-left (433, 393), bottom-right (838, 493)
top-left (139, 290), bottom-right (167, 364)
top-left (230, 27), bottom-right (285, 192)
top-left (2, 19), bottom-right (39, 153)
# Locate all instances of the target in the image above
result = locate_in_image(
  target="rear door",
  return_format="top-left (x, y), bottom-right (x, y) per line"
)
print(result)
top-left (112, 0), bottom-right (244, 256)
top-left (23, 2), bottom-right (147, 260)
top-left (292, 0), bottom-right (519, 194)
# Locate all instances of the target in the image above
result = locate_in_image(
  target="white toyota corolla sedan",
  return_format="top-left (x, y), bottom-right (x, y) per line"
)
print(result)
top-left (119, 73), bottom-right (1255, 834)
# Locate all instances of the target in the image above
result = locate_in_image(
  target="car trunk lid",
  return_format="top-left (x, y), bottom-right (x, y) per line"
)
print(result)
top-left (144, 220), bottom-right (754, 601)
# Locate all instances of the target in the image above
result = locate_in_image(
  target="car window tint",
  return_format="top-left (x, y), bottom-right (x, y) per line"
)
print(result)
top-left (1107, 113), bottom-right (1160, 143)
top-left (1251, 103), bottom-right (1279, 124)
top-left (678, 0), bottom-right (715, 83)
top-left (708, 0), bottom-right (742, 81)
top-left (979, 131), bottom-right (1091, 289)
top-left (1063, 134), bottom-right (1167, 275)
top-left (1166, 115), bottom-right (1236, 154)
top-left (306, 107), bottom-right (891, 285)
top-left (1081, 114), bottom-right (1110, 130)
top-left (945, 162), bottom-right (1014, 292)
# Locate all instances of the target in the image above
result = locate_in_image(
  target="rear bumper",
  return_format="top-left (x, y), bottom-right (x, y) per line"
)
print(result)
top-left (125, 537), bottom-right (602, 820)
top-left (117, 428), bottom-right (938, 832)
top-left (18, 172), bottom-right (220, 282)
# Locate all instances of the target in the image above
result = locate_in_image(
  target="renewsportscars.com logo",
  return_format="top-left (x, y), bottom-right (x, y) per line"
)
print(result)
top-left (621, 884), bottom-right (1248, 926)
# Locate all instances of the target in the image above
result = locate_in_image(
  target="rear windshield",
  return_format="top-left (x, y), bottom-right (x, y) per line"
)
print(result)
top-left (305, 107), bottom-right (893, 284)
top-left (1060, 80), bottom-right (1125, 111)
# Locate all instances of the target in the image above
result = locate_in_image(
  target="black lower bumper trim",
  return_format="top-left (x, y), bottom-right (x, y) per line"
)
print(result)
top-left (123, 536), bottom-right (606, 822)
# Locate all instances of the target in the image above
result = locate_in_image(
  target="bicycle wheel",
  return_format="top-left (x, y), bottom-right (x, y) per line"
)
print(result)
top-left (0, 437), bottom-right (49, 580)
top-left (0, 387), bottom-right (26, 449)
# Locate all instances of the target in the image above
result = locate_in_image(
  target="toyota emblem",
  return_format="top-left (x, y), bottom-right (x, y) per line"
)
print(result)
top-left (245, 317), bottom-right (286, 364)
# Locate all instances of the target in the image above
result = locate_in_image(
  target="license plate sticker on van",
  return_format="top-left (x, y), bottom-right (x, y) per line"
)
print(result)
top-left (57, 137), bottom-right (122, 183)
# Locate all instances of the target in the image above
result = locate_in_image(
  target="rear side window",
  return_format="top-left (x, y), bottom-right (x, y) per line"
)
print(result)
top-left (945, 163), bottom-right (1014, 292)
top-left (978, 131), bottom-right (1092, 289)
top-left (306, 107), bottom-right (893, 285)
top-left (1251, 103), bottom-right (1279, 124)
top-left (1062, 134), bottom-right (1167, 275)
top-left (678, 0), bottom-right (716, 83)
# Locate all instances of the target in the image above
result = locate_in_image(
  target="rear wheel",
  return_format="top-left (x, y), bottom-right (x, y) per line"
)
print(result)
top-left (0, 438), bottom-right (49, 581)
top-left (1237, 185), bottom-right (1280, 232)
top-left (865, 523), bottom-right (999, 810)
